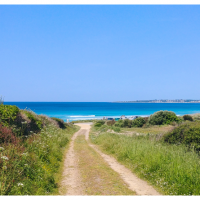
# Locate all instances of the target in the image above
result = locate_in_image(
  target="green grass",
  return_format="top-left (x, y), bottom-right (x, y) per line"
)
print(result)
top-left (0, 118), bottom-right (78, 195)
top-left (90, 128), bottom-right (200, 195)
top-left (74, 135), bottom-right (135, 195)
top-left (120, 125), bottom-right (175, 134)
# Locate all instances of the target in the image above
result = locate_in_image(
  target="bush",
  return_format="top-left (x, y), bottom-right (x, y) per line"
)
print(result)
top-left (0, 123), bottom-right (19, 144)
top-left (163, 121), bottom-right (200, 152)
top-left (22, 111), bottom-right (43, 134)
top-left (183, 115), bottom-right (193, 121)
top-left (94, 123), bottom-right (103, 127)
top-left (107, 120), bottom-right (115, 126)
top-left (0, 105), bottom-right (19, 127)
top-left (0, 114), bottom-right (78, 195)
top-left (148, 110), bottom-right (180, 125)
top-left (132, 117), bottom-right (146, 127)
top-left (114, 119), bottom-right (132, 128)
top-left (51, 117), bottom-right (66, 129)
top-left (94, 120), bottom-right (105, 127)
top-left (97, 120), bottom-right (105, 125)
top-left (123, 119), bottom-right (132, 128)
top-left (114, 119), bottom-right (123, 127)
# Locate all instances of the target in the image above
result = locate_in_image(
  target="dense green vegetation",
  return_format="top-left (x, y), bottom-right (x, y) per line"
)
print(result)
top-left (148, 110), bottom-right (180, 125)
top-left (0, 104), bottom-right (78, 195)
top-left (164, 121), bottom-right (200, 152)
top-left (131, 117), bottom-right (146, 127)
top-left (90, 112), bottom-right (200, 195)
top-left (94, 110), bottom-right (181, 130)
top-left (94, 120), bottom-right (105, 127)
top-left (91, 131), bottom-right (200, 195)
top-left (51, 117), bottom-right (67, 129)
top-left (183, 114), bottom-right (193, 121)
top-left (0, 104), bottom-right (20, 127)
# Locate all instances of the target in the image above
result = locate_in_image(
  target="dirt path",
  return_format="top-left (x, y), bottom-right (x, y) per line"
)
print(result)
top-left (60, 129), bottom-right (85, 195)
top-left (61, 123), bottom-right (160, 195)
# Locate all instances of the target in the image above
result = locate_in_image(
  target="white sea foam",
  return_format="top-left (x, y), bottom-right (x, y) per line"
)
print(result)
top-left (69, 115), bottom-right (95, 118)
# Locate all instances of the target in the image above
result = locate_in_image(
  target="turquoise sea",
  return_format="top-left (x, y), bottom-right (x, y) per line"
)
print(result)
top-left (4, 102), bottom-right (200, 122)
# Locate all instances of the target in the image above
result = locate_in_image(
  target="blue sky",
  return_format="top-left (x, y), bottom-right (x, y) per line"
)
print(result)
top-left (1, 5), bottom-right (200, 102)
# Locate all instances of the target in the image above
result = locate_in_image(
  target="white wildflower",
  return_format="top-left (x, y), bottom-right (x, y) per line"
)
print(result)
top-left (17, 183), bottom-right (24, 187)
top-left (22, 153), bottom-right (28, 157)
top-left (24, 164), bottom-right (28, 166)
top-left (1, 156), bottom-right (9, 160)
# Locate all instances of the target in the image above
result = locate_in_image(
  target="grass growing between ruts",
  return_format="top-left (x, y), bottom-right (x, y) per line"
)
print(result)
top-left (90, 130), bottom-right (200, 195)
top-left (74, 135), bottom-right (135, 195)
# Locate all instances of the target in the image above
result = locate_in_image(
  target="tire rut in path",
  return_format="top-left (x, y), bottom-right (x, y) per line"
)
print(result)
top-left (60, 129), bottom-right (85, 195)
top-left (61, 123), bottom-right (161, 196)
top-left (82, 123), bottom-right (160, 196)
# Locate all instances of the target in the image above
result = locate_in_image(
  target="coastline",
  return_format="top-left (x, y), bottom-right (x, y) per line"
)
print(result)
top-left (114, 102), bottom-right (200, 103)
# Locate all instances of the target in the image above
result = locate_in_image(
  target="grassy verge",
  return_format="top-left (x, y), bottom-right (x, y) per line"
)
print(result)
top-left (0, 114), bottom-right (78, 195)
top-left (74, 135), bottom-right (135, 195)
top-left (90, 127), bottom-right (200, 195)
top-left (120, 125), bottom-right (175, 134)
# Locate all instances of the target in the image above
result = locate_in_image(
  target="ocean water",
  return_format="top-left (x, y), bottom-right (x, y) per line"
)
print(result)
top-left (4, 102), bottom-right (200, 122)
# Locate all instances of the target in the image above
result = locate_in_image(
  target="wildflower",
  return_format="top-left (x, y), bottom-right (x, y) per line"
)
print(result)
top-left (2, 166), bottom-right (7, 170)
top-left (17, 183), bottom-right (24, 187)
top-left (24, 164), bottom-right (28, 166)
top-left (1, 156), bottom-right (9, 160)
top-left (0, 147), bottom-right (4, 151)
top-left (21, 153), bottom-right (28, 157)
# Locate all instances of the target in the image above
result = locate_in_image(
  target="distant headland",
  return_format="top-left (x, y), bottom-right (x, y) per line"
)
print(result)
top-left (114, 99), bottom-right (200, 103)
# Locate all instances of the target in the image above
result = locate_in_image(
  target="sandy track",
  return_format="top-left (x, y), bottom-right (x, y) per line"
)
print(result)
top-left (61, 129), bottom-right (85, 195)
top-left (61, 123), bottom-right (160, 196)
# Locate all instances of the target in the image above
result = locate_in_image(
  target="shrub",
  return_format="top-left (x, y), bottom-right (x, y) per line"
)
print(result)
top-left (22, 111), bottom-right (43, 133)
top-left (94, 120), bottom-right (105, 127)
top-left (107, 120), bottom-right (115, 126)
top-left (51, 117), bottom-right (66, 129)
top-left (183, 115), bottom-right (193, 121)
top-left (0, 105), bottom-right (19, 127)
top-left (148, 110), bottom-right (180, 125)
top-left (114, 119), bottom-right (132, 128)
top-left (132, 117), bottom-right (146, 127)
top-left (0, 117), bottom-right (78, 195)
top-left (114, 119), bottom-right (123, 127)
top-left (123, 119), bottom-right (132, 128)
top-left (163, 121), bottom-right (200, 152)
top-left (0, 123), bottom-right (19, 144)
top-left (112, 126), bottom-right (121, 132)
top-left (94, 123), bottom-right (103, 127)
top-left (97, 120), bottom-right (105, 125)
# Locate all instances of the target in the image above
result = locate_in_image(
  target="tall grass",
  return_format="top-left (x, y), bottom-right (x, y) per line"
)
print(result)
top-left (91, 132), bottom-right (200, 195)
top-left (0, 123), bottom-right (78, 195)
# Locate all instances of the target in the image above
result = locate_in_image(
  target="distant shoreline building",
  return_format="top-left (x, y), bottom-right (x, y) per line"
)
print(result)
top-left (114, 99), bottom-right (200, 103)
